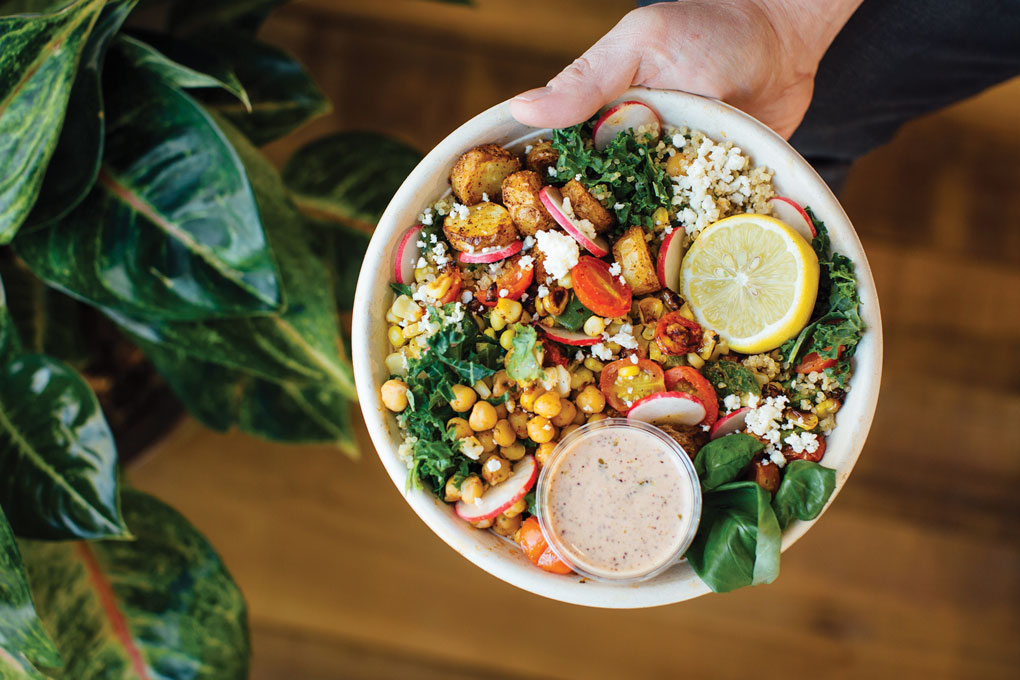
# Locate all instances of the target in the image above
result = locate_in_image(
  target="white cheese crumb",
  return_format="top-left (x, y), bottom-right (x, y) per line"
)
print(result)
top-left (608, 262), bottom-right (622, 277)
top-left (547, 166), bottom-right (557, 176)
top-left (723, 394), bottom-right (742, 412)
top-left (484, 457), bottom-right (502, 473)
top-left (629, 354), bottom-right (639, 364)
top-left (534, 230), bottom-right (580, 282)
top-left (482, 192), bottom-right (489, 202)
top-left (590, 343), bottom-right (613, 361)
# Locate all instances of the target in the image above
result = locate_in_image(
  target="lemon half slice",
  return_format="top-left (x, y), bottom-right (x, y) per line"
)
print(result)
top-left (680, 214), bottom-right (819, 353)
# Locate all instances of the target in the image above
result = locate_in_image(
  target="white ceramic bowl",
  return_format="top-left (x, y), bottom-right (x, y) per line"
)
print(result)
top-left (352, 88), bottom-right (883, 608)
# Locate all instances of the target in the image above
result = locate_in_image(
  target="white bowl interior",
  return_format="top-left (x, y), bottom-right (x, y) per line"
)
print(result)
top-left (352, 88), bottom-right (883, 608)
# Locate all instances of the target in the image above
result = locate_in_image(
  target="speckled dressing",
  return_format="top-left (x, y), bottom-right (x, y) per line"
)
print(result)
top-left (543, 426), bottom-right (696, 580)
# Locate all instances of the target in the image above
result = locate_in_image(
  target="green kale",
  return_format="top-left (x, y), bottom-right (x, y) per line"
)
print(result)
top-left (390, 282), bottom-right (413, 297)
top-left (552, 292), bottom-right (595, 331)
top-left (505, 323), bottom-right (544, 382)
top-left (551, 120), bottom-right (673, 230)
top-left (703, 360), bottom-right (761, 400)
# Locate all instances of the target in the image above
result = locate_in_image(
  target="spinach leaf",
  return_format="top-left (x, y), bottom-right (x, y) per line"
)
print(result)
top-left (505, 323), bottom-right (543, 382)
top-left (692, 433), bottom-right (763, 491)
top-left (552, 293), bottom-right (593, 331)
top-left (389, 282), bottom-right (412, 297)
top-left (687, 481), bottom-right (781, 593)
top-left (771, 460), bottom-right (836, 530)
top-left (703, 360), bottom-right (760, 400)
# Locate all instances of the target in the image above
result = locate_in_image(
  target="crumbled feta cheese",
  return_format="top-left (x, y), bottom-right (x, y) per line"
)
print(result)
top-left (460, 291), bottom-right (473, 304)
top-left (547, 166), bottom-right (557, 176)
top-left (522, 235), bottom-right (536, 251)
top-left (420, 208), bottom-right (434, 226)
top-left (574, 351), bottom-right (584, 362)
top-left (498, 288), bottom-right (509, 298)
top-left (672, 133), bottom-right (684, 148)
top-left (461, 438), bottom-right (483, 460)
top-left (534, 230), bottom-right (580, 282)
top-left (784, 431), bottom-right (820, 455)
top-left (590, 343), bottom-right (613, 361)
top-left (536, 284), bottom-right (549, 298)
top-left (574, 173), bottom-right (582, 181)
top-left (524, 144), bottom-right (533, 153)
top-left (517, 255), bottom-right (534, 268)
top-left (629, 354), bottom-right (639, 364)
top-left (608, 262), bottom-right (622, 277)
top-left (415, 257), bottom-right (427, 268)
top-left (451, 202), bottom-right (470, 220)
top-left (484, 457), bottom-right (502, 473)
top-left (613, 202), bottom-right (625, 211)
top-left (416, 240), bottom-right (425, 248)
top-left (482, 192), bottom-right (489, 202)
top-left (723, 394), bottom-right (742, 412)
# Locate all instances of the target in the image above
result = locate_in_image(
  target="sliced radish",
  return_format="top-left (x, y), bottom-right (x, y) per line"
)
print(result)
top-left (539, 325), bottom-right (601, 347)
top-left (538, 186), bottom-right (610, 257)
top-left (454, 455), bottom-right (538, 523)
top-left (394, 224), bottom-right (424, 285)
top-left (626, 391), bottom-right (707, 427)
top-left (458, 240), bottom-right (522, 264)
top-left (655, 227), bottom-right (686, 292)
top-left (593, 100), bottom-right (662, 151)
top-left (710, 407), bottom-right (750, 440)
top-left (769, 197), bottom-right (816, 240)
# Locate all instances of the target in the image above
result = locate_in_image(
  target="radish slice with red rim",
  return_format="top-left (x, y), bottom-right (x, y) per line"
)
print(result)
top-left (768, 197), bottom-right (816, 240)
top-left (394, 224), bottom-right (424, 285)
top-left (626, 391), bottom-right (707, 427)
top-left (454, 456), bottom-right (538, 522)
top-left (538, 186), bottom-right (610, 257)
top-left (710, 407), bottom-right (750, 440)
top-left (458, 240), bottom-right (523, 264)
top-left (539, 325), bottom-right (601, 347)
top-left (593, 101), bottom-right (662, 151)
top-left (656, 227), bottom-right (686, 292)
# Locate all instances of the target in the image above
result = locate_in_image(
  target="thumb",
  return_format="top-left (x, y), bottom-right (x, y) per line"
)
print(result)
top-left (509, 15), bottom-right (644, 129)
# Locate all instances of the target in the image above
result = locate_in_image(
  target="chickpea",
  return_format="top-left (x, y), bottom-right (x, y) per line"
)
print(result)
top-left (535, 441), bottom-right (557, 467)
top-left (481, 454), bottom-right (511, 485)
top-left (569, 366), bottom-right (595, 390)
top-left (572, 406), bottom-right (586, 425)
top-left (501, 441), bottom-right (526, 461)
top-left (471, 518), bottom-right (494, 529)
top-left (527, 416), bottom-right (557, 444)
top-left (503, 498), bottom-right (528, 519)
top-left (508, 410), bottom-right (530, 438)
top-left (551, 398), bottom-right (576, 427)
top-left (476, 429), bottom-right (498, 453)
top-left (380, 379), bottom-right (409, 412)
top-left (587, 413), bottom-right (609, 424)
top-left (492, 419), bottom-right (516, 447)
top-left (460, 475), bottom-right (483, 505)
top-left (519, 386), bottom-right (544, 412)
top-left (575, 385), bottom-right (606, 414)
top-left (494, 403), bottom-right (509, 420)
top-left (534, 392), bottom-right (563, 419)
top-left (492, 513), bottom-right (522, 536)
top-left (449, 384), bottom-right (477, 412)
top-left (446, 417), bottom-right (472, 440)
top-left (560, 423), bottom-right (581, 438)
top-left (491, 370), bottom-right (512, 397)
top-left (468, 401), bottom-right (498, 431)
top-left (444, 477), bottom-right (462, 502)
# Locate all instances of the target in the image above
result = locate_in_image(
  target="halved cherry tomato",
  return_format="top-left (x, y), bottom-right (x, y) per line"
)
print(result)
top-left (476, 253), bottom-right (534, 306)
top-left (794, 347), bottom-right (844, 374)
top-left (517, 517), bottom-right (572, 575)
top-left (783, 435), bottom-right (827, 463)
top-left (600, 358), bottom-right (666, 412)
top-left (664, 366), bottom-right (719, 427)
top-left (438, 267), bottom-right (462, 304)
top-left (655, 312), bottom-right (703, 356)
top-left (571, 256), bottom-right (632, 318)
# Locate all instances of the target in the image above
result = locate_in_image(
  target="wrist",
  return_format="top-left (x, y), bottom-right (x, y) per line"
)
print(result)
top-left (751, 0), bottom-right (864, 73)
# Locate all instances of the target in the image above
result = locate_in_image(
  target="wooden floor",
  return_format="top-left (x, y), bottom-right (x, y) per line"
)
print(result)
top-left (129, 2), bottom-right (1020, 678)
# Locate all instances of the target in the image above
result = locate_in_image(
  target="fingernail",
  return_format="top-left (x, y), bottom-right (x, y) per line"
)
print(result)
top-left (513, 86), bottom-right (552, 103)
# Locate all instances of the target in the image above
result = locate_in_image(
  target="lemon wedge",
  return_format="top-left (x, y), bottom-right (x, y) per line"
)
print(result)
top-left (680, 214), bottom-right (819, 353)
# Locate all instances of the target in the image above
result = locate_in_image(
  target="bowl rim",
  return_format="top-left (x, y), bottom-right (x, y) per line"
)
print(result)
top-left (352, 87), bottom-right (883, 608)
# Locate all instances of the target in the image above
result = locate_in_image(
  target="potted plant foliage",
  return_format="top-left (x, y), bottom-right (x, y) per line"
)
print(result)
top-left (0, 0), bottom-right (423, 675)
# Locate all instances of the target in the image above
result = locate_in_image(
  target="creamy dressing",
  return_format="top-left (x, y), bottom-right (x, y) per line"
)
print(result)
top-left (541, 425), bottom-right (698, 580)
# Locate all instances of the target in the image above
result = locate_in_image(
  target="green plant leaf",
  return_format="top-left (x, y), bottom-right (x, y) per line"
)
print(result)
top-left (307, 218), bottom-right (370, 312)
top-left (19, 488), bottom-right (249, 680)
top-left (283, 131), bottom-right (421, 228)
top-left (771, 460), bottom-right (837, 530)
top-left (0, 272), bottom-right (19, 367)
top-left (0, 0), bottom-right (105, 243)
top-left (0, 506), bottom-right (61, 679)
top-left (15, 61), bottom-right (282, 321)
top-left (0, 257), bottom-right (89, 362)
top-left (687, 481), bottom-right (781, 593)
top-left (167, 0), bottom-right (286, 35)
top-left (103, 113), bottom-right (356, 396)
top-left (0, 354), bottom-right (127, 540)
top-left (21, 0), bottom-right (138, 231)
top-left (692, 433), bottom-right (763, 491)
top-left (115, 33), bottom-right (250, 110)
top-left (199, 30), bottom-right (329, 146)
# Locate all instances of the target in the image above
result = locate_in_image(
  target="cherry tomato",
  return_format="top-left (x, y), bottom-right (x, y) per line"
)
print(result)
top-left (435, 267), bottom-right (462, 304)
top-left (794, 347), bottom-right (844, 374)
top-left (517, 517), bottom-right (572, 575)
top-left (476, 253), bottom-right (534, 306)
top-left (664, 366), bottom-right (719, 427)
top-left (655, 312), bottom-right (703, 356)
top-left (783, 435), bottom-right (827, 463)
top-left (571, 256), bottom-right (632, 318)
top-left (600, 358), bottom-right (666, 412)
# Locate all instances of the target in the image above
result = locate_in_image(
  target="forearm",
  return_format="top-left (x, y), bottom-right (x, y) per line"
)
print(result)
top-left (753, 0), bottom-right (865, 71)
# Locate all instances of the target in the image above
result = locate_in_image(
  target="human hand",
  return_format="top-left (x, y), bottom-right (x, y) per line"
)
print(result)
top-left (509, 0), bottom-right (862, 139)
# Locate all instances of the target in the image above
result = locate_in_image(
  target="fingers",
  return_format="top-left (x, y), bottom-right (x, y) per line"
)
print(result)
top-left (509, 13), bottom-right (646, 128)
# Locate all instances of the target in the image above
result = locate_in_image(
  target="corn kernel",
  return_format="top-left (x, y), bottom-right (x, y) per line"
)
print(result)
top-left (387, 325), bottom-right (405, 348)
top-left (401, 322), bottom-right (422, 339)
top-left (385, 310), bottom-right (400, 324)
top-left (391, 295), bottom-right (422, 322)
top-left (489, 309), bottom-right (507, 331)
top-left (583, 316), bottom-right (605, 337)
top-left (423, 275), bottom-right (453, 300)
top-left (500, 329), bottom-right (516, 350)
top-left (678, 303), bottom-right (695, 321)
top-left (686, 352), bottom-right (705, 369)
top-left (816, 398), bottom-right (842, 418)
top-left (652, 206), bottom-right (670, 228)
top-left (496, 298), bottom-right (523, 323)
top-left (560, 272), bottom-right (572, 288)
top-left (483, 328), bottom-right (497, 339)
top-left (641, 325), bottom-right (656, 341)
top-left (698, 330), bottom-right (718, 360)
top-left (618, 365), bottom-right (640, 378)
top-left (384, 352), bottom-right (407, 375)
top-left (583, 357), bottom-right (604, 372)
top-left (473, 380), bottom-right (492, 400)
top-left (648, 343), bottom-right (663, 362)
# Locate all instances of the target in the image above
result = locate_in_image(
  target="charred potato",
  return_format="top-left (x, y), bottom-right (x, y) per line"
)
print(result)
top-left (526, 140), bottom-right (559, 176)
top-left (501, 170), bottom-right (556, 236)
top-left (658, 424), bottom-right (708, 458)
top-left (612, 225), bottom-right (661, 295)
top-left (749, 457), bottom-right (781, 493)
top-left (562, 179), bottom-right (614, 234)
top-left (443, 202), bottom-right (518, 253)
top-left (450, 144), bottom-right (521, 205)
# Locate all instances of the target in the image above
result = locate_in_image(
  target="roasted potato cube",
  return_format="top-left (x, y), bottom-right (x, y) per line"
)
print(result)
top-left (658, 424), bottom-right (708, 459)
top-left (443, 202), bottom-right (518, 253)
top-left (450, 144), bottom-right (521, 205)
top-left (501, 170), bottom-right (556, 236)
top-left (561, 179), bottom-right (614, 234)
top-left (526, 140), bottom-right (559, 176)
top-left (612, 225), bottom-right (661, 295)
top-left (749, 457), bottom-right (781, 493)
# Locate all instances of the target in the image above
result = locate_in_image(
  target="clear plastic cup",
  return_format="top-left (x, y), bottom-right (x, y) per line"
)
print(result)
top-left (536, 418), bottom-right (702, 583)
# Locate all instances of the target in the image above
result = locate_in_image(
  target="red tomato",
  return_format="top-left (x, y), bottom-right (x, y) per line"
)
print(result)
top-left (600, 358), bottom-right (666, 412)
top-left (517, 517), bottom-right (572, 575)
top-left (655, 312), bottom-right (703, 356)
top-left (571, 256), bottom-right (632, 318)
top-left (664, 366), bottom-right (719, 427)
top-left (476, 254), bottom-right (534, 306)
top-left (794, 347), bottom-right (843, 374)
top-left (783, 435), bottom-right (827, 463)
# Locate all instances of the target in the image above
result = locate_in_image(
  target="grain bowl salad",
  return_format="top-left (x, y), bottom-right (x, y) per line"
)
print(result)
top-left (377, 100), bottom-right (865, 592)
